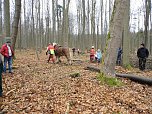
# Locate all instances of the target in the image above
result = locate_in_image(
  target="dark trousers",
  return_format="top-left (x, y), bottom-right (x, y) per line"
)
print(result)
top-left (3, 56), bottom-right (12, 73)
top-left (0, 62), bottom-right (3, 97)
top-left (139, 58), bottom-right (146, 70)
top-left (0, 74), bottom-right (2, 96)
top-left (47, 54), bottom-right (55, 63)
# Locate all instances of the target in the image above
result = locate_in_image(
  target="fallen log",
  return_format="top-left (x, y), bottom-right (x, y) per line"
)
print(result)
top-left (84, 66), bottom-right (101, 73)
top-left (84, 66), bottom-right (152, 85)
top-left (71, 59), bottom-right (83, 62)
top-left (71, 59), bottom-right (83, 64)
top-left (115, 73), bottom-right (152, 86)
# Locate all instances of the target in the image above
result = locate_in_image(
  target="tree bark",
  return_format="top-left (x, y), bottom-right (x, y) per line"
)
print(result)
top-left (62, 0), bottom-right (71, 47)
top-left (0, 0), bottom-right (2, 35)
top-left (122, 0), bottom-right (130, 66)
top-left (12, 0), bottom-right (21, 51)
top-left (82, 0), bottom-right (85, 50)
top-left (103, 0), bottom-right (128, 75)
top-left (52, 0), bottom-right (56, 42)
top-left (4, 0), bottom-right (10, 37)
top-left (144, 0), bottom-right (150, 48)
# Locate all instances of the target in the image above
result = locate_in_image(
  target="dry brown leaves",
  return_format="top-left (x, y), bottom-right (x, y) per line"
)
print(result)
top-left (0, 50), bottom-right (152, 114)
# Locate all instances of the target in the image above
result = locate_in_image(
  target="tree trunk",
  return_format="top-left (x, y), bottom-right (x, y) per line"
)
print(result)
top-left (122, 0), bottom-right (130, 66)
top-left (62, 0), bottom-right (70, 47)
top-left (100, 0), bottom-right (104, 50)
top-left (12, 0), bottom-right (21, 51)
top-left (144, 0), bottom-right (150, 48)
top-left (103, 0), bottom-right (128, 75)
top-left (91, 0), bottom-right (96, 46)
top-left (4, 0), bottom-right (10, 37)
top-left (52, 0), bottom-right (56, 42)
top-left (82, 0), bottom-right (85, 50)
top-left (0, 0), bottom-right (2, 35)
top-left (31, 0), bottom-right (35, 48)
top-left (87, 0), bottom-right (90, 49)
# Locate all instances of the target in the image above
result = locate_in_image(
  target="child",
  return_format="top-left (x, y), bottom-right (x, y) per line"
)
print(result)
top-left (96, 49), bottom-right (102, 64)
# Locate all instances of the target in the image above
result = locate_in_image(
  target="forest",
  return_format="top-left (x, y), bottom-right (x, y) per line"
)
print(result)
top-left (0, 0), bottom-right (152, 113)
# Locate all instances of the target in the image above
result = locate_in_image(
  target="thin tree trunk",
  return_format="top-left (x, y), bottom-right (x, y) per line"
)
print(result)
top-left (0, 0), bottom-right (2, 35)
top-left (144, 0), bottom-right (150, 48)
top-left (52, 0), bottom-right (56, 42)
top-left (87, 0), bottom-right (90, 49)
top-left (82, 0), bottom-right (85, 50)
top-left (32, 0), bottom-right (35, 48)
top-left (12, 0), bottom-right (21, 51)
top-left (4, 0), bottom-right (10, 37)
top-left (100, 0), bottom-right (104, 50)
top-left (91, 0), bottom-right (96, 46)
top-left (62, 0), bottom-right (70, 47)
top-left (122, 0), bottom-right (130, 66)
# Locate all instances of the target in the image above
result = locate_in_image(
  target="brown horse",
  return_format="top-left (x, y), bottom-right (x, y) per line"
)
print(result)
top-left (54, 44), bottom-right (71, 64)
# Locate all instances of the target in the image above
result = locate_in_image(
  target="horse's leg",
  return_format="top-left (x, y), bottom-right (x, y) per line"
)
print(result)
top-left (56, 56), bottom-right (61, 63)
top-left (58, 56), bottom-right (61, 63)
top-left (65, 55), bottom-right (71, 65)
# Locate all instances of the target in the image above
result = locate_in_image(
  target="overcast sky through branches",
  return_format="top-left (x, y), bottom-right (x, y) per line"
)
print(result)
top-left (8, 0), bottom-right (145, 33)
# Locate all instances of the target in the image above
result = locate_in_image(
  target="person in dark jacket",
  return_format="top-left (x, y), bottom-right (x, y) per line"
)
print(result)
top-left (137, 43), bottom-right (149, 71)
top-left (0, 55), bottom-right (3, 97)
top-left (116, 47), bottom-right (123, 66)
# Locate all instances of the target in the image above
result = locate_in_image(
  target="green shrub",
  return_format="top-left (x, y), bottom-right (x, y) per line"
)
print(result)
top-left (97, 73), bottom-right (124, 87)
top-left (124, 64), bottom-right (132, 70)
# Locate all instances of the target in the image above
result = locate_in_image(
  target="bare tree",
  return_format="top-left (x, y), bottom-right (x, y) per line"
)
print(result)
top-left (0, 0), bottom-right (2, 35)
top-left (122, 0), bottom-right (130, 66)
top-left (103, 0), bottom-right (128, 75)
top-left (91, 0), bottom-right (96, 46)
top-left (52, 0), bottom-right (56, 42)
top-left (4, 0), bottom-right (10, 37)
top-left (31, 0), bottom-right (35, 48)
top-left (100, 0), bottom-right (104, 50)
top-left (62, 0), bottom-right (71, 47)
top-left (12, 0), bottom-right (21, 51)
top-left (144, 0), bottom-right (150, 48)
top-left (81, 0), bottom-right (85, 50)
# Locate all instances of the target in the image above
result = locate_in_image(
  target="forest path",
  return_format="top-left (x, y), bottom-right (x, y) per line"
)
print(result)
top-left (1, 50), bottom-right (152, 114)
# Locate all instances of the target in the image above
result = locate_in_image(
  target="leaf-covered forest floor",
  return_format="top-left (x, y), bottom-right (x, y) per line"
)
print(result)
top-left (1, 50), bottom-right (152, 114)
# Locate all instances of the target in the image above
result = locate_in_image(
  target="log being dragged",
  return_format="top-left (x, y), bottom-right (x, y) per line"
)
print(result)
top-left (84, 66), bottom-right (101, 73)
top-left (115, 73), bottom-right (152, 86)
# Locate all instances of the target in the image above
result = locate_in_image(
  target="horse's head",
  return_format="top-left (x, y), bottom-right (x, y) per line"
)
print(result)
top-left (53, 43), bottom-right (57, 46)
top-left (53, 43), bottom-right (59, 50)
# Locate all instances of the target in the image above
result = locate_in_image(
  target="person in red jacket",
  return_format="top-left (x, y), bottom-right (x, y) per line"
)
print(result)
top-left (46, 43), bottom-right (55, 63)
top-left (90, 46), bottom-right (95, 62)
top-left (0, 41), bottom-right (14, 73)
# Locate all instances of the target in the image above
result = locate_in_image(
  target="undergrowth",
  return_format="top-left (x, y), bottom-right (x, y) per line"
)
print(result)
top-left (97, 73), bottom-right (124, 87)
top-left (124, 64), bottom-right (133, 70)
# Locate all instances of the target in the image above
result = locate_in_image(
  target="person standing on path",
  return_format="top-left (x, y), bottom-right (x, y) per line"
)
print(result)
top-left (137, 43), bottom-right (149, 71)
top-left (0, 41), bottom-right (14, 73)
top-left (116, 47), bottom-right (123, 66)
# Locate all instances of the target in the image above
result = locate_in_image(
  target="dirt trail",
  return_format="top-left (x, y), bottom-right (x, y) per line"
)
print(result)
top-left (1, 50), bottom-right (152, 114)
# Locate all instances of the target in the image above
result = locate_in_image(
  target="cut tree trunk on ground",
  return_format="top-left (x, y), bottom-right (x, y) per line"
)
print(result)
top-left (84, 66), bottom-right (152, 85)
top-left (71, 59), bottom-right (83, 64)
top-left (71, 59), bottom-right (83, 62)
top-left (84, 66), bottom-right (101, 73)
top-left (115, 73), bottom-right (152, 86)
